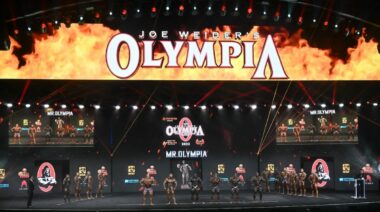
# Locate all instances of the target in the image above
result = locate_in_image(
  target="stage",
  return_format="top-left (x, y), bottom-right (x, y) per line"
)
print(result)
top-left (1, 191), bottom-right (380, 211)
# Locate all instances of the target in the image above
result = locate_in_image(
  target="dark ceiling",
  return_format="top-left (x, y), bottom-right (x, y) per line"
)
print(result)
top-left (0, 81), bottom-right (379, 109)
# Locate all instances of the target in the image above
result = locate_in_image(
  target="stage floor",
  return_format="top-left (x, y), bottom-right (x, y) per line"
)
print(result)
top-left (1, 191), bottom-right (380, 211)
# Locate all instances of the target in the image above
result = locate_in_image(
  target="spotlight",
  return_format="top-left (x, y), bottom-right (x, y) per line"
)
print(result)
top-left (373, 102), bottom-right (378, 107)
top-left (250, 104), bottom-right (257, 110)
top-left (220, 5), bottom-right (226, 16)
top-left (206, 4), bottom-right (213, 16)
top-left (233, 105), bottom-right (239, 110)
top-left (183, 105), bottom-right (190, 110)
top-left (25, 103), bottom-right (31, 108)
top-left (287, 13), bottom-right (291, 18)
top-left (41, 23), bottom-right (47, 33)
top-left (61, 104), bottom-right (67, 109)
top-left (53, 19), bottom-right (60, 29)
top-left (43, 104), bottom-right (49, 109)
top-left (94, 11), bottom-right (101, 20)
top-left (148, 105), bottom-right (155, 110)
top-left (115, 105), bottom-right (121, 110)
top-left (217, 105), bottom-right (223, 110)
top-left (192, 5), bottom-right (198, 16)
top-left (247, 7), bottom-right (253, 18)
top-left (78, 105), bottom-right (85, 109)
top-left (132, 105), bottom-right (138, 110)
top-left (304, 104), bottom-right (310, 109)
top-left (232, 5), bottom-right (239, 16)
top-left (164, 5), bottom-right (171, 16)
top-left (334, 24), bottom-right (338, 28)
top-left (339, 103), bottom-right (344, 108)
top-left (151, 6), bottom-right (157, 17)
top-left (356, 103), bottom-right (361, 107)
top-left (121, 8), bottom-right (128, 21)
top-left (109, 11), bottom-right (113, 16)
top-left (200, 105), bottom-right (207, 110)
top-left (166, 105), bottom-right (173, 110)
top-left (94, 105), bottom-right (100, 110)
top-left (6, 103), bottom-right (13, 108)
top-left (178, 5), bottom-right (185, 16)
top-left (312, 18), bottom-right (316, 23)
top-left (321, 103), bottom-right (326, 108)
top-left (271, 105), bottom-right (276, 109)
top-left (287, 104), bottom-right (293, 109)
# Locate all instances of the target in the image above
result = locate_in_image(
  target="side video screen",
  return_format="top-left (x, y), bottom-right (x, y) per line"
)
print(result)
top-left (8, 107), bottom-right (94, 147)
top-left (276, 108), bottom-right (358, 144)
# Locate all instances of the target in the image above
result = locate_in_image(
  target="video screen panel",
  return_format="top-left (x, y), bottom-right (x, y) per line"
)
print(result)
top-left (276, 108), bottom-right (358, 144)
top-left (8, 107), bottom-right (94, 147)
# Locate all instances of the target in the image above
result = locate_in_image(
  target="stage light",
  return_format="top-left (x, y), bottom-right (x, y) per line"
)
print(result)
top-left (78, 15), bottom-right (84, 25)
top-left (164, 4), bottom-right (171, 16)
top-left (41, 23), bottom-right (47, 33)
top-left (312, 18), bottom-right (316, 23)
top-left (373, 102), bottom-right (378, 107)
top-left (356, 103), bottom-right (361, 107)
top-left (220, 5), bottom-right (226, 16)
top-left (321, 103), bottom-right (326, 108)
top-left (109, 11), bottom-right (113, 16)
top-left (150, 105), bottom-right (156, 110)
top-left (6, 103), bottom-right (13, 108)
top-left (115, 105), bottom-right (121, 110)
top-left (217, 105), bottom-right (223, 110)
top-left (53, 19), bottom-right (60, 29)
top-left (287, 104), bottom-right (293, 109)
top-left (271, 105), bottom-right (276, 109)
top-left (233, 105), bottom-right (239, 110)
top-left (61, 104), bottom-right (67, 109)
top-left (287, 13), bottom-right (291, 18)
top-left (337, 103), bottom-right (343, 108)
top-left (200, 105), bottom-right (207, 110)
top-left (250, 104), bottom-right (257, 110)
top-left (166, 105), bottom-right (173, 110)
top-left (232, 5), bottom-right (239, 16)
top-left (192, 5), bottom-right (198, 15)
top-left (183, 105), bottom-right (190, 110)
top-left (94, 105), bottom-right (100, 110)
top-left (43, 104), bottom-right (49, 109)
top-left (334, 24), bottom-right (338, 28)
top-left (177, 5), bottom-right (184, 16)
top-left (25, 104), bottom-right (31, 108)
top-left (78, 105), bottom-right (84, 109)
top-left (132, 105), bottom-right (138, 110)
top-left (304, 104), bottom-right (310, 109)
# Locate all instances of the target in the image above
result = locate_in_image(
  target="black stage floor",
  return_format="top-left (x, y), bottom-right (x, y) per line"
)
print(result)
top-left (1, 191), bottom-right (380, 211)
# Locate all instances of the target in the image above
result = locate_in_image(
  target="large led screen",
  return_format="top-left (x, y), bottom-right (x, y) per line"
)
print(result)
top-left (8, 107), bottom-right (94, 147)
top-left (0, 24), bottom-right (379, 80)
top-left (276, 108), bottom-right (358, 144)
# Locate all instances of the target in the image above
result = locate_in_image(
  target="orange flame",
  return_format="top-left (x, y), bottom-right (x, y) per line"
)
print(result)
top-left (0, 24), bottom-right (379, 80)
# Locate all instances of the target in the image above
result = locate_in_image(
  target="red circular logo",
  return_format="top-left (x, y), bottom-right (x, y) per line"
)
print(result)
top-left (178, 117), bottom-right (193, 142)
top-left (37, 162), bottom-right (56, 192)
top-left (311, 159), bottom-right (330, 188)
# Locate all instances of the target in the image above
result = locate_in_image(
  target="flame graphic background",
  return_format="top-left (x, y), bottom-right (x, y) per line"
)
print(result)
top-left (0, 24), bottom-right (379, 80)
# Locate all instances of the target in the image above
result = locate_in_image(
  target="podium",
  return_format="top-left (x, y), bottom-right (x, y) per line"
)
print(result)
top-left (352, 178), bottom-right (366, 199)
